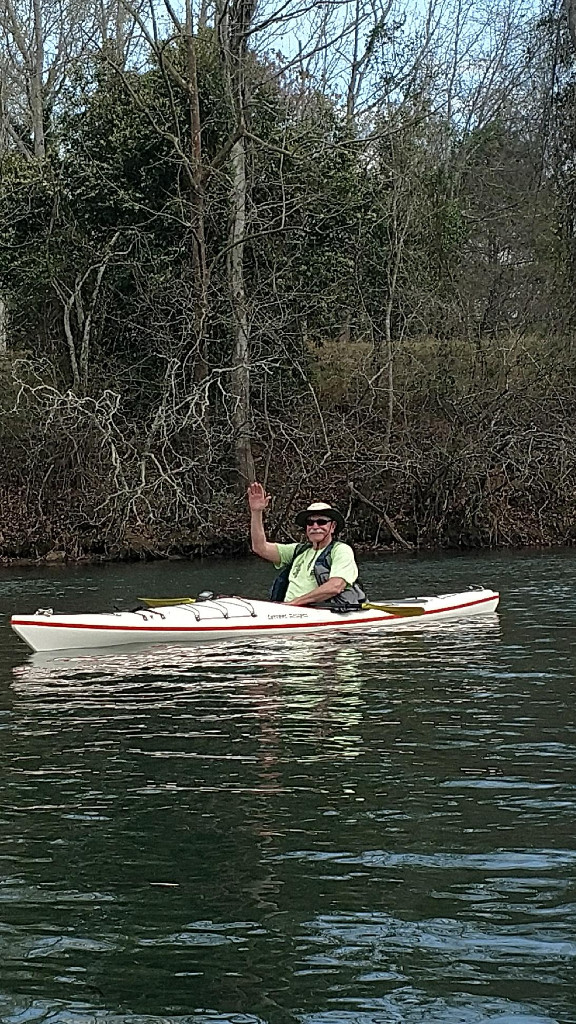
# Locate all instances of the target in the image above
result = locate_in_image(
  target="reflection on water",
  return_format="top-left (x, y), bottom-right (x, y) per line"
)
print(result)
top-left (1, 552), bottom-right (576, 1023)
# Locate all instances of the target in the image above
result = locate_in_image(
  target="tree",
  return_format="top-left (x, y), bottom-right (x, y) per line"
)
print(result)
top-left (217, 0), bottom-right (257, 485)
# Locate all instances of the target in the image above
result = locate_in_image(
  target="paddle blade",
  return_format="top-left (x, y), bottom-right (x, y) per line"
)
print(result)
top-left (363, 602), bottom-right (426, 617)
top-left (137, 596), bottom-right (196, 607)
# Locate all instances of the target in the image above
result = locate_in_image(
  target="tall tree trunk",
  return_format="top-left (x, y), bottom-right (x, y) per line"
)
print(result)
top-left (566, 0), bottom-right (576, 51)
top-left (31, 0), bottom-right (46, 158)
top-left (0, 296), bottom-right (7, 355)
top-left (219, 0), bottom-right (257, 485)
top-left (184, 0), bottom-right (209, 395)
top-left (229, 132), bottom-right (255, 483)
top-left (380, 181), bottom-right (412, 447)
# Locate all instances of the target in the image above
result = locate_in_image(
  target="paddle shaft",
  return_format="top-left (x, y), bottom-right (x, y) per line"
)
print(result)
top-left (139, 596), bottom-right (425, 617)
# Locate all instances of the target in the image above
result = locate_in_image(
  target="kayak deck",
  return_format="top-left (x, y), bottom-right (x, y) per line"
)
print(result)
top-left (10, 588), bottom-right (500, 653)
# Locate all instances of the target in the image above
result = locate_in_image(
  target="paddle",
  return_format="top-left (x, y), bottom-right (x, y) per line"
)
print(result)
top-left (362, 601), bottom-right (425, 617)
top-left (138, 595), bottom-right (425, 617)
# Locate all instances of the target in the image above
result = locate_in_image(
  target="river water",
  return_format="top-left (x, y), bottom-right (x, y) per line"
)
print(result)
top-left (0, 550), bottom-right (575, 1024)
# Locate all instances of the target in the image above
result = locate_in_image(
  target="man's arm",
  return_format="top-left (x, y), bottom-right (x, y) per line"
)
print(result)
top-left (286, 577), bottom-right (346, 606)
top-left (247, 482), bottom-right (280, 563)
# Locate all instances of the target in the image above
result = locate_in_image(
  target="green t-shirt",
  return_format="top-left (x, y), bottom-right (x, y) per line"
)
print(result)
top-left (274, 541), bottom-right (358, 602)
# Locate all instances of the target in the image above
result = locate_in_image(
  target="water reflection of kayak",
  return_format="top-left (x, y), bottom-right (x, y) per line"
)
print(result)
top-left (10, 587), bottom-right (500, 653)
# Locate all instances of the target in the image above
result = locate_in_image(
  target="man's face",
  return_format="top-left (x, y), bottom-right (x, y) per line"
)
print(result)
top-left (305, 516), bottom-right (336, 547)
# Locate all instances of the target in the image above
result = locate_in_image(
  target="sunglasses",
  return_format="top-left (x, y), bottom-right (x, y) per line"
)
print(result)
top-left (306, 517), bottom-right (332, 527)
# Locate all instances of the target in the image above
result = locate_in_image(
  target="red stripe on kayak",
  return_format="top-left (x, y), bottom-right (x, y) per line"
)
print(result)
top-left (11, 594), bottom-right (499, 633)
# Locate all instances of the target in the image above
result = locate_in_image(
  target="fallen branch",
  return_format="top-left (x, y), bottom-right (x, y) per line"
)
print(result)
top-left (349, 482), bottom-right (414, 550)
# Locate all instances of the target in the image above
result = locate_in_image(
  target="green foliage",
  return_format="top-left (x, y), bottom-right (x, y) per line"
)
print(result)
top-left (2, 9), bottom-right (576, 556)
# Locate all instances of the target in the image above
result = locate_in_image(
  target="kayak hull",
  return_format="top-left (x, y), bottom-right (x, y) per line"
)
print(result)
top-left (11, 589), bottom-right (500, 653)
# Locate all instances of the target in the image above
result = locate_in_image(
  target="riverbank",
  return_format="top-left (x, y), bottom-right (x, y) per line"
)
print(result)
top-left (2, 345), bottom-right (576, 563)
top-left (0, 520), bottom-right (574, 567)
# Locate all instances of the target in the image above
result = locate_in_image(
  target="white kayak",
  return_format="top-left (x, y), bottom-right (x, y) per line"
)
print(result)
top-left (11, 587), bottom-right (499, 653)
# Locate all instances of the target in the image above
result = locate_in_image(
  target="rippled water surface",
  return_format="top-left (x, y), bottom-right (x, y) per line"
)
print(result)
top-left (0, 551), bottom-right (575, 1024)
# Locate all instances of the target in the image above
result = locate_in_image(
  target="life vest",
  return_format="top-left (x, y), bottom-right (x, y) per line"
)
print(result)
top-left (269, 541), bottom-right (366, 611)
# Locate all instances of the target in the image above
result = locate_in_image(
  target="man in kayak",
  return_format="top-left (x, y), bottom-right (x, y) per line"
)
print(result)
top-left (247, 481), bottom-right (364, 609)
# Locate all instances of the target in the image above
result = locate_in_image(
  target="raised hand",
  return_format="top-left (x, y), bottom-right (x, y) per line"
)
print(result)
top-left (247, 481), bottom-right (271, 513)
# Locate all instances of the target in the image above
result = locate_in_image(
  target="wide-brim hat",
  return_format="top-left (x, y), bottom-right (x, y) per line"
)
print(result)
top-left (295, 501), bottom-right (345, 531)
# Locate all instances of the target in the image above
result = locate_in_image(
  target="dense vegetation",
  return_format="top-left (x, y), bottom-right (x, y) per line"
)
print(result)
top-left (1, 0), bottom-right (576, 561)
